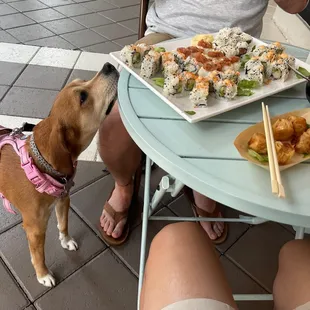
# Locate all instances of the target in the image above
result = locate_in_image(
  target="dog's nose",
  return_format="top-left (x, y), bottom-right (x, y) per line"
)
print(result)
top-left (101, 62), bottom-right (116, 75)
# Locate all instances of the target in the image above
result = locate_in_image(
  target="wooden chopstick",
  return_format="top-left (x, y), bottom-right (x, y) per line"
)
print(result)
top-left (265, 105), bottom-right (285, 198)
top-left (262, 102), bottom-right (278, 195)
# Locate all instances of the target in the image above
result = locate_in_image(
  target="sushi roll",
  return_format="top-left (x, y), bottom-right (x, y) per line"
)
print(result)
top-left (161, 51), bottom-right (175, 63)
top-left (244, 58), bottom-right (265, 85)
top-left (214, 79), bottom-right (237, 99)
top-left (180, 72), bottom-right (197, 91)
top-left (137, 43), bottom-right (153, 57)
top-left (279, 53), bottom-right (295, 68)
top-left (163, 74), bottom-right (183, 96)
top-left (252, 45), bottom-right (269, 57)
top-left (162, 60), bottom-right (181, 77)
top-left (189, 76), bottom-right (210, 106)
top-left (173, 50), bottom-right (188, 66)
top-left (269, 42), bottom-right (284, 54)
top-left (120, 44), bottom-right (142, 68)
top-left (236, 41), bottom-right (249, 55)
top-left (183, 56), bottom-right (201, 74)
top-left (266, 59), bottom-right (290, 81)
top-left (207, 70), bottom-right (221, 92)
top-left (220, 69), bottom-right (240, 84)
top-left (238, 32), bottom-right (252, 44)
top-left (140, 50), bottom-right (161, 78)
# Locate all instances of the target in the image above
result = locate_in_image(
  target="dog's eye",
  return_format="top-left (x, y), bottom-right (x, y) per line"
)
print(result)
top-left (80, 91), bottom-right (88, 104)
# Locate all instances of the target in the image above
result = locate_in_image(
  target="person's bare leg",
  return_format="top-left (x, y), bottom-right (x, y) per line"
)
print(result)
top-left (140, 222), bottom-right (237, 310)
top-left (273, 239), bottom-right (310, 310)
top-left (99, 102), bottom-right (141, 239)
top-left (193, 191), bottom-right (225, 240)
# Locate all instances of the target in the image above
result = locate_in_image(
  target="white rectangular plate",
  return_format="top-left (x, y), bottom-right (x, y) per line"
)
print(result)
top-left (110, 37), bottom-right (310, 123)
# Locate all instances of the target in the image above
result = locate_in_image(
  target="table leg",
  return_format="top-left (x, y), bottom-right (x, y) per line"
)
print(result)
top-left (137, 156), bottom-right (152, 310)
top-left (295, 227), bottom-right (305, 239)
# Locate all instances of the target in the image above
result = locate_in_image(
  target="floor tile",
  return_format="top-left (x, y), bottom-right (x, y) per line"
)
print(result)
top-left (0, 85), bottom-right (9, 100)
top-left (25, 306), bottom-right (36, 310)
top-left (24, 8), bottom-right (65, 23)
top-left (99, 5), bottom-right (139, 22)
top-left (74, 51), bottom-right (118, 71)
top-left (167, 194), bottom-right (196, 217)
top-left (78, 131), bottom-right (98, 161)
top-left (0, 61), bottom-right (26, 85)
top-left (35, 249), bottom-right (137, 310)
top-left (221, 256), bottom-right (273, 310)
top-left (30, 47), bottom-right (80, 68)
top-left (54, 3), bottom-right (91, 16)
top-left (0, 87), bottom-right (58, 118)
top-left (67, 68), bottom-right (97, 83)
top-left (61, 29), bottom-right (106, 48)
top-left (112, 207), bottom-right (175, 275)
top-left (0, 114), bottom-right (42, 127)
top-left (14, 65), bottom-right (71, 90)
top-left (72, 12), bottom-right (113, 28)
top-left (9, 0), bottom-right (47, 12)
top-left (113, 34), bottom-right (138, 46)
top-left (82, 41), bottom-right (121, 53)
top-left (42, 18), bottom-right (85, 35)
top-left (0, 3), bottom-right (18, 15)
top-left (0, 200), bottom-right (22, 234)
top-left (119, 18), bottom-right (138, 33)
top-left (93, 23), bottom-right (134, 40)
top-left (105, 0), bottom-right (140, 8)
top-left (226, 222), bottom-right (294, 292)
top-left (0, 13), bottom-right (35, 29)
top-left (81, 0), bottom-right (116, 12)
top-left (71, 160), bottom-right (108, 194)
top-left (0, 43), bottom-right (39, 64)
top-left (71, 175), bottom-right (114, 233)
top-left (0, 30), bottom-right (19, 43)
top-left (26, 36), bottom-right (75, 49)
top-left (38, 0), bottom-right (73, 7)
top-left (0, 210), bottom-right (106, 301)
top-left (7, 24), bottom-right (54, 42)
top-left (0, 259), bottom-right (29, 309)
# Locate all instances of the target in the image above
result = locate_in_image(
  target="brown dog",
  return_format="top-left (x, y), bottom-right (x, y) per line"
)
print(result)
top-left (0, 62), bottom-right (119, 287)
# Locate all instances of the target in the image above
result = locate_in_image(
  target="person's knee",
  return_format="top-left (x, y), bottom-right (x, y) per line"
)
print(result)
top-left (279, 239), bottom-right (309, 265)
top-left (150, 222), bottom-right (203, 254)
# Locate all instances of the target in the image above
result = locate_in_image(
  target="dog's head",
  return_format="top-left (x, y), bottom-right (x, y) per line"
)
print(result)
top-left (33, 63), bottom-right (119, 172)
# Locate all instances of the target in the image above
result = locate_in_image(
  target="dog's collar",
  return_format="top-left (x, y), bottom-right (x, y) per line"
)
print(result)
top-left (30, 134), bottom-right (68, 181)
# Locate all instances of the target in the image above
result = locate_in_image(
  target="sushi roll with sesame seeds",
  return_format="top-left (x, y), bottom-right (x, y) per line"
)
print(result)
top-left (180, 72), bottom-right (197, 91)
top-left (269, 42), bottom-right (284, 54)
top-left (173, 50), bottom-right (187, 66)
top-left (140, 50), bottom-right (161, 78)
top-left (163, 74), bottom-right (183, 96)
top-left (136, 43), bottom-right (153, 57)
top-left (162, 60), bottom-right (181, 77)
top-left (266, 59), bottom-right (290, 81)
top-left (244, 58), bottom-right (265, 86)
top-left (214, 79), bottom-right (237, 99)
top-left (279, 53), bottom-right (295, 68)
top-left (207, 70), bottom-right (221, 92)
top-left (220, 69), bottom-right (240, 84)
top-left (120, 44), bottom-right (143, 68)
top-left (189, 76), bottom-right (210, 106)
top-left (183, 56), bottom-right (201, 74)
top-left (252, 45), bottom-right (269, 57)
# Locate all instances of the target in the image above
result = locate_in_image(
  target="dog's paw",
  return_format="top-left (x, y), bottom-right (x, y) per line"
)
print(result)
top-left (59, 233), bottom-right (78, 251)
top-left (37, 273), bottom-right (56, 287)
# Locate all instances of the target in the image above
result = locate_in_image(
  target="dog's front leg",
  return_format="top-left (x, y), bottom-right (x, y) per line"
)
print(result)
top-left (55, 196), bottom-right (78, 251)
top-left (23, 208), bottom-right (55, 287)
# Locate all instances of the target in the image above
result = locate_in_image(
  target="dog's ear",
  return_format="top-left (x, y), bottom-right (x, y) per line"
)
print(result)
top-left (32, 117), bottom-right (74, 176)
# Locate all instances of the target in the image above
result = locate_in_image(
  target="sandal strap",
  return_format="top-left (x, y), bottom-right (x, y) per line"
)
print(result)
top-left (104, 201), bottom-right (128, 223)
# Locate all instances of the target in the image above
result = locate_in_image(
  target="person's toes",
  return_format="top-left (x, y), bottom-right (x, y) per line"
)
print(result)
top-left (213, 223), bottom-right (222, 237)
top-left (201, 222), bottom-right (217, 240)
top-left (217, 221), bottom-right (224, 232)
top-left (104, 221), bottom-right (110, 234)
top-left (107, 222), bottom-right (114, 236)
top-left (100, 216), bottom-right (107, 228)
top-left (112, 220), bottom-right (126, 239)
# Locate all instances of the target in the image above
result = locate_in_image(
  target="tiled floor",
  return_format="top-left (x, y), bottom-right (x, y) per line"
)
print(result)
top-left (0, 1), bottom-right (309, 309)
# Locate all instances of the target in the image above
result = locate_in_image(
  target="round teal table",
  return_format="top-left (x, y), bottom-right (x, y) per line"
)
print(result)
top-left (117, 43), bottom-right (310, 308)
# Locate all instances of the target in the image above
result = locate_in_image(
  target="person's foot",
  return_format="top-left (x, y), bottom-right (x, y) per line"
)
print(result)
top-left (100, 181), bottom-right (133, 239)
top-left (192, 191), bottom-right (225, 241)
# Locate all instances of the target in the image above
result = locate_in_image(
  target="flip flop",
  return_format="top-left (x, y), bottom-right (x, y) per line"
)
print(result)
top-left (184, 187), bottom-right (228, 245)
top-left (98, 164), bottom-right (142, 246)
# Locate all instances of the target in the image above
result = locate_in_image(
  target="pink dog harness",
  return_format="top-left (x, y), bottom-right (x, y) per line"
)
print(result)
top-left (0, 125), bottom-right (76, 214)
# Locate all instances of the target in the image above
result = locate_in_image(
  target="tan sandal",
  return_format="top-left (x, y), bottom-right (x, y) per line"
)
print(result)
top-left (98, 164), bottom-right (142, 246)
top-left (184, 187), bottom-right (228, 245)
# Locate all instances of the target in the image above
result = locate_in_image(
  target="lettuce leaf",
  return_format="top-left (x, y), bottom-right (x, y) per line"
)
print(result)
top-left (248, 149), bottom-right (268, 162)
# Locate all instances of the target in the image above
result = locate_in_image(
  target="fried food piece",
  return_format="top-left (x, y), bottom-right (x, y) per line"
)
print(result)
top-left (295, 129), bottom-right (310, 154)
top-left (248, 133), bottom-right (267, 154)
top-left (272, 118), bottom-right (294, 141)
top-left (275, 141), bottom-right (295, 165)
top-left (287, 115), bottom-right (307, 137)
